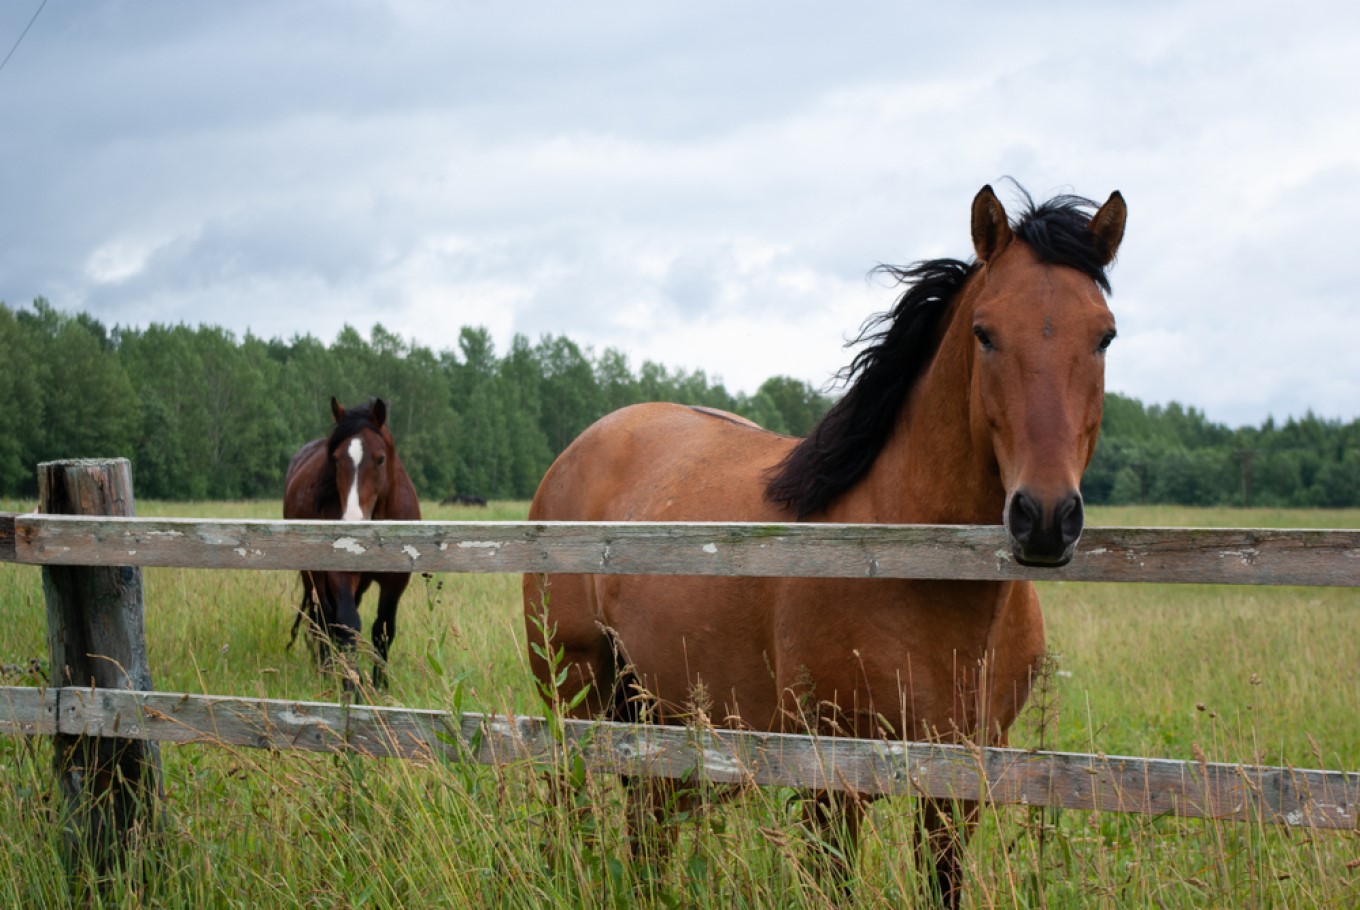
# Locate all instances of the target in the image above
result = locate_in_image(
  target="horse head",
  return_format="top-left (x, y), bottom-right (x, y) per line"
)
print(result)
top-left (328, 396), bottom-right (395, 523)
top-left (965, 185), bottom-right (1126, 566)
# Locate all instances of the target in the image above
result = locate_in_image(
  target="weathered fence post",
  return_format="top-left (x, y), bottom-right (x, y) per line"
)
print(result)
top-left (38, 458), bottom-right (162, 879)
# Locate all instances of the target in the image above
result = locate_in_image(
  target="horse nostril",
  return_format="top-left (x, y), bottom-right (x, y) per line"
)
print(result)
top-left (1056, 492), bottom-right (1084, 548)
top-left (1007, 489), bottom-right (1041, 543)
top-left (1009, 488), bottom-right (1083, 566)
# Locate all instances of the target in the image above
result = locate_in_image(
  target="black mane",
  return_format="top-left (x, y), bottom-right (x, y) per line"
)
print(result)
top-left (764, 187), bottom-right (1116, 518)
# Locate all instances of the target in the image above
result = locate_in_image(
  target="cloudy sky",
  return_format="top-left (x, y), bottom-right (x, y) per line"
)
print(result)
top-left (2, 1), bottom-right (1357, 428)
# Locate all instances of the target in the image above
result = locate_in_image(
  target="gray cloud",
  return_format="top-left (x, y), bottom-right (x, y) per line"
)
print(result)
top-left (2, 0), bottom-right (1357, 426)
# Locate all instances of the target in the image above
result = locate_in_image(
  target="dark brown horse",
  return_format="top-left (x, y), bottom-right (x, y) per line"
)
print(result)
top-left (284, 397), bottom-right (421, 689)
top-left (523, 184), bottom-right (1126, 905)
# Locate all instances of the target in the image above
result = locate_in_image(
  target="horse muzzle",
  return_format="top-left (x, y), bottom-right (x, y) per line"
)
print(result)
top-left (1005, 487), bottom-right (1084, 567)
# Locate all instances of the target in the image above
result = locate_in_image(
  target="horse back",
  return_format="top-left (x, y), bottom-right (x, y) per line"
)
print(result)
top-left (529, 402), bottom-right (794, 523)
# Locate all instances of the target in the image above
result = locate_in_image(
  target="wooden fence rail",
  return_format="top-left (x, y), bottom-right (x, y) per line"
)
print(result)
top-left (1, 457), bottom-right (1358, 880)
top-left (2, 686), bottom-right (1355, 830)
top-left (5, 513), bottom-right (1360, 586)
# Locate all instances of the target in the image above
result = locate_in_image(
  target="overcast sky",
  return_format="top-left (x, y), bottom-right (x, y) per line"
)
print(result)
top-left (2, 1), bottom-right (1357, 428)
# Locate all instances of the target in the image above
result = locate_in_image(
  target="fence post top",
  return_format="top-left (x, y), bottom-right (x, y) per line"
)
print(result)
top-left (37, 458), bottom-right (132, 470)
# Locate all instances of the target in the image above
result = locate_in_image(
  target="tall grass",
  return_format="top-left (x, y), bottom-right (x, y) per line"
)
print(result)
top-left (1, 501), bottom-right (1357, 907)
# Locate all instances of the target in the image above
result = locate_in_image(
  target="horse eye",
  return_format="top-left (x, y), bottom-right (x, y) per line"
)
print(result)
top-left (1098, 330), bottom-right (1117, 352)
top-left (972, 325), bottom-right (994, 350)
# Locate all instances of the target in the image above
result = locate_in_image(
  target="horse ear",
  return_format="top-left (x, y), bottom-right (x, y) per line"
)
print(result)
top-left (1087, 191), bottom-right (1127, 266)
top-left (971, 185), bottom-right (1012, 263)
top-left (371, 398), bottom-right (387, 428)
top-left (330, 397), bottom-right (345, 424)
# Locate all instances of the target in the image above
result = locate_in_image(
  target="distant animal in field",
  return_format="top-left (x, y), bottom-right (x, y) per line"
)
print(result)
top-left (284, 396), bottom-right (420, 690)
top-left (523, 183), bottom-right (1126, 906)
top-left (440, 493), bottom-right (488, 507)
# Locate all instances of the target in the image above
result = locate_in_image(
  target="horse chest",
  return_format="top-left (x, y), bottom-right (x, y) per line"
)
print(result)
top-left (768, 579), bottom-right (1041, 739)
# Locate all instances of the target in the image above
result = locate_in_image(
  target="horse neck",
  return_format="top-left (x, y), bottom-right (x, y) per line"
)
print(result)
top-left (853, 283), bottom-right (1004, 525)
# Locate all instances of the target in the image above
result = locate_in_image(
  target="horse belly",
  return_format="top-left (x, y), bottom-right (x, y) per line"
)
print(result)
top-left (770, 579), bottom-right (1045, 743)
top-left (595, 573), bottom-right (781, 727)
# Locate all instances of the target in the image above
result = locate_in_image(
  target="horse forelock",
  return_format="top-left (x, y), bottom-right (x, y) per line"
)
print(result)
top-left (764, 185), bottom-right (1116, 518)
top-left (1008, 186), bottom-right (1116, 292)
top-left (326, 400), bottom-right (387, 459)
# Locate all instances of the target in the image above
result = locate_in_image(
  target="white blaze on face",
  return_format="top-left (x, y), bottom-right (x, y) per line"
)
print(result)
top-left (341, 437), bottom-right (366, 522)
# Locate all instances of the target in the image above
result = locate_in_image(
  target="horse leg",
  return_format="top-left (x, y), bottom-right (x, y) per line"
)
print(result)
top-left (623, 775), bottom-right (684, 867)
top-left (289, 570), bottom-right (322, 659)
top-left (369, 572), bottom-right (410, 690)
top-left (920, 797), bottom-right (978, 909)
top-left (803, 790), bottom-right (864, 893)
top-left (524, 575), bottom-right (624, 860)
top-left (309, 573), bottom-right (340, 670)
top-left (523, 575), bottom-right (619, 718)
top-left (321, 572), bottom-right (363, 693)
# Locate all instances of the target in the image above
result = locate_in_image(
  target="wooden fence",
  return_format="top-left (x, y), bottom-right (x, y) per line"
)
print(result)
top-left (1, 459), bottom-right (1358, 875)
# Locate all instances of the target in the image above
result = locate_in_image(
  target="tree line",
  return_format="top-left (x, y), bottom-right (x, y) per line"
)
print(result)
top-left (0, 298), bottom-right (829, 502)
top-left (2, 298), bottom-right (1356, 507)
top-left (1082, 394), bottom-right (1360, 508)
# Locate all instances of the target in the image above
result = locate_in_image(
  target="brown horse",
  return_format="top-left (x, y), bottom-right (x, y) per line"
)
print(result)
top-left (523, 184), bottom-right (1126, 905)
top-left (284, 397), bottom-right (421, 690)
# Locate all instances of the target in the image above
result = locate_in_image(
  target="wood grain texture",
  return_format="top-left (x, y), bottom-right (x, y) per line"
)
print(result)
top-left (10, 515), bottom-right (1360, 586)
top-left (6, 685), bottom-right (1353, 830)
top-left (37, 459), bottom-right (162, 877)
top-left (0, 685), bottom-right (54, 735)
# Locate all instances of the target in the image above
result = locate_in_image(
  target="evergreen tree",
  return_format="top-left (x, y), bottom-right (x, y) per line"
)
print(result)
top-left (1, 299), bottom-right (1355, 507)
top-left (21, 301), bottom-right (138, 470)
top-left (535, 335), bottom-right (600, 454)
top-left (0, 303), bottom-right (49, 495)
top-left (750, 376), bottom-right (832, 436)
top-left (117, 323), bottom-right (204, 498)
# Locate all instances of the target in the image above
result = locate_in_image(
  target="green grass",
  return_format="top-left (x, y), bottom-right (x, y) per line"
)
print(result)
top-left (2, 501), bottom-right (1358, 907)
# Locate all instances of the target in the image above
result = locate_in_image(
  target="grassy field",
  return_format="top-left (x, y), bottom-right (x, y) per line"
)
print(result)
top-left (1, 500), bottom-right (1357, 908)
